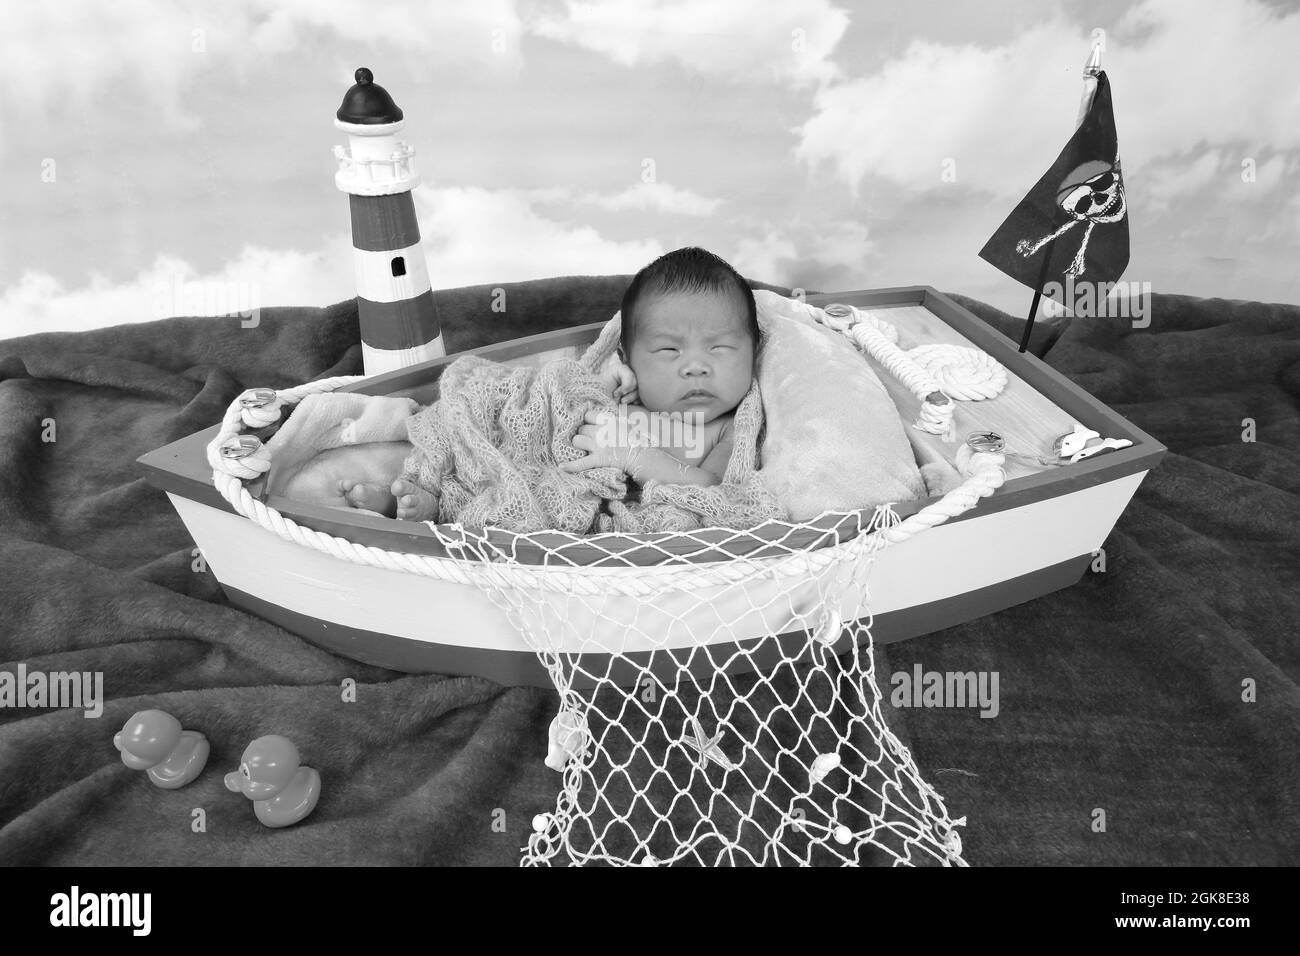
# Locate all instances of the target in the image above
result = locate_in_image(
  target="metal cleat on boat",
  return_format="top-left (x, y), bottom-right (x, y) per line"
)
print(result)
top-left (1052, 423), bottom-right (1101, 458)
top-left (821, 302), bottom-right (859, 331)
top-left (219, 435), bottom-right (264, 459)
top-left (965, 430), bottom-right (1006, 455)
top-left (1067, 437), bottom-right (1133, 463)
top-left (238, 387), bottom-right (278, 408)
top-left (965, 430), bottom-right (1065, 467)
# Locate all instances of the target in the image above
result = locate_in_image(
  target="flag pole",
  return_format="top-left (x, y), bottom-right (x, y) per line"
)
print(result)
top-left (1018, 42), bottom-right (1103, 353)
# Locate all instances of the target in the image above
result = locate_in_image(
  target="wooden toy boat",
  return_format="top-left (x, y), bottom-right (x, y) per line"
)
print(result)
top-left (137, 286), bottom-right (1165, 686)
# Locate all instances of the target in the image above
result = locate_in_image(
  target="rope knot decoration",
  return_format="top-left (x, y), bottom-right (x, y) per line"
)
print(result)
top-left (942, 816), bottom-right (968, 857)
top-left (818, 303), bottom-right (1008, 442)
top-left (908, 344), bottom-right (1008, 401)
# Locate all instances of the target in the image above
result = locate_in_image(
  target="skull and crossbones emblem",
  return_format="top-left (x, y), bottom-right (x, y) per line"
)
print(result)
top-left (1016, 153), bottom-right (1126, 277)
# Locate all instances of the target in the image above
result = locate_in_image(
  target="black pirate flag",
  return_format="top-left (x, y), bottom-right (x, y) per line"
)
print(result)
top-left (979, 71), bottom-right (1129, 297)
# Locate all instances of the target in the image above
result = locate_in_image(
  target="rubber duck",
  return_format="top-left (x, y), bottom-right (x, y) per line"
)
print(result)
top-left (224, 735), bottom-right (320, 828)
top-left (113, 710), bottom-right (209, 789)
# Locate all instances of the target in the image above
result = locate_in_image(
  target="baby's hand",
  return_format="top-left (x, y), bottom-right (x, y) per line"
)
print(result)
top-left (599, 355), bottom-right (638, 405)
top-left (560, 407), bottom-right (648, 474)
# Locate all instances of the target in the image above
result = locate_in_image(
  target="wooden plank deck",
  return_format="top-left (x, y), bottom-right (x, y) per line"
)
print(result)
top-left (852, 303), bottom-right (1080, 482)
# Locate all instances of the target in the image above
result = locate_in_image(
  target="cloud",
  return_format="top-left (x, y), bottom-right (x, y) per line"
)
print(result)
top-left (1139, 149), bottom-right (1223, 212)
top-left (730, 218), bottom-right (873, 291)
top-left (511, 182), bottom-right (723, 215)
top-left (3, 0), bottom-right (851, 131)
top-left (1129, 147), bottom-right (1297, 218)
top-left (413, 185), bottom-right (664, 285)
top-left (0, 0), bottom-right (523, 130)
top-left (795, 0), bottom-right (1300, 203)
top-left (528, 0), bottom-right (849, 87)
top-left (0, 243), bottom-right (352, 339)
top-left (573, 182), bottom-right (723, 215)
top-left (0, 186), bottom-right (662, 338)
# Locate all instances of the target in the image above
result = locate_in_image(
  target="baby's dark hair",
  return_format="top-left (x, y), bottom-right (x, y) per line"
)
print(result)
top-left (619, 247), bottom-right (759, 359)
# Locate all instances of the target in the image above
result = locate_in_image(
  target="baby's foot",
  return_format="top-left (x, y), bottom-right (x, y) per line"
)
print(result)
top-left (339, 479), bottom-right (397, 518)
top-left (391, 478), bottom-right (439, 522)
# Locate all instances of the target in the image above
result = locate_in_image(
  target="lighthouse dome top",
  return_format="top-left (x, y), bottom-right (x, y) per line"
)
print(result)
top-left (336, 68), bottom-right (404, 124)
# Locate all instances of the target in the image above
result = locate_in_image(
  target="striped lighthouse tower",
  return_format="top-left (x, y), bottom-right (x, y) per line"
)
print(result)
top-left (333, 68), bottom-right (444, 374)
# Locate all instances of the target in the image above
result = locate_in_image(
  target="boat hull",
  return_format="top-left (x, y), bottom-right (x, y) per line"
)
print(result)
top-left (170, 467), bottom-right (1145, 687)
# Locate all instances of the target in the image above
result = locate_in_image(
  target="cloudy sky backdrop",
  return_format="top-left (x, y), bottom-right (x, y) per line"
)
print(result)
top-left (1, 0), bottom-right (1297, 339)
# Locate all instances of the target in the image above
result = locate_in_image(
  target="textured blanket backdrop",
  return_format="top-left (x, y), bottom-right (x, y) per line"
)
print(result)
top-left (0, 277), bottom-right (1296, 866)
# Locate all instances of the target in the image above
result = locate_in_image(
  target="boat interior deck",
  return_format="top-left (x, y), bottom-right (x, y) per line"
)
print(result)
top-left (857, 304), bottom-right (1082, 483)
top-left (377, 301), bottom-right (1086, 485)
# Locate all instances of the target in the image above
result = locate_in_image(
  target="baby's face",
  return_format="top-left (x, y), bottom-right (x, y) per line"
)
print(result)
top-left (624, 291), bottom-right (755, 423)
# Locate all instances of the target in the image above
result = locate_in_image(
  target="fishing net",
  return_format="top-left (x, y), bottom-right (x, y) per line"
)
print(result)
top-left (208, 291), bottom-right (1012, 867)
top-left (430, 504), bottom-right (970, 867)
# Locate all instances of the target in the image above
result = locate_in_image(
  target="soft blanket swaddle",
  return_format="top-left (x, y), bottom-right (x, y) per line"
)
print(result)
top-left (398, 344), bottom-right (786, 534)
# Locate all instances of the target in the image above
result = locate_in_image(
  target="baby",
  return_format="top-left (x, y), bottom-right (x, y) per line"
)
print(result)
top-left (560, 246), bottom-right (759, 490)
top-left (335, 246), bottom-right (759, 519)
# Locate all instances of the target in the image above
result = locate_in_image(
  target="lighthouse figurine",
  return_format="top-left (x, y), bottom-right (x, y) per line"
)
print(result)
top-left (333, 68), bottom-right (445, 374)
